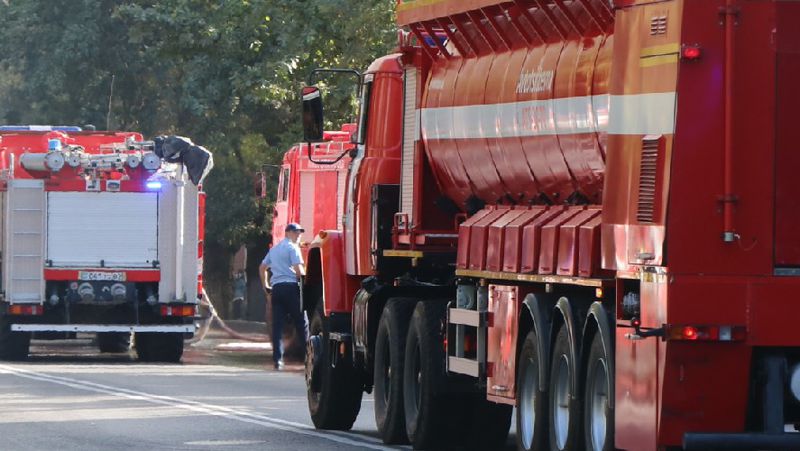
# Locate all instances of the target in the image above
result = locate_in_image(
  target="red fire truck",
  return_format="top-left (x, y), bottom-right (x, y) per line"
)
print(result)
top-left (270, 125), bottom-right (354, 251)
top-left (0, 126), bottom-right (210, 362)
top-left (298, 0), bottom-right (800, 450)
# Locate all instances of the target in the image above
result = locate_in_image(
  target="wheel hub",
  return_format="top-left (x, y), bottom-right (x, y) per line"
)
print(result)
top-left (305, 334), bottom-right (322, 392)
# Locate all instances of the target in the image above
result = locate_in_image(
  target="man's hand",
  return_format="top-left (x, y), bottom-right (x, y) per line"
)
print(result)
top-left (264, 283), bottom-right (272, 294)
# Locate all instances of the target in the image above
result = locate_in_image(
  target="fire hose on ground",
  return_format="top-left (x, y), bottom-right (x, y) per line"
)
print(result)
top-left (186, 288), bottom-right (270, 345)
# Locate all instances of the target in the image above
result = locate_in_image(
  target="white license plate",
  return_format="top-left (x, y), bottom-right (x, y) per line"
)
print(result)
top-left (78, 271), bottom-right (126, 282)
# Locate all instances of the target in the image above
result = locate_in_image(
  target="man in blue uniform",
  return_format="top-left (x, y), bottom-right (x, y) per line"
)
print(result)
top-left (260, 223), bottom-right (310, 370)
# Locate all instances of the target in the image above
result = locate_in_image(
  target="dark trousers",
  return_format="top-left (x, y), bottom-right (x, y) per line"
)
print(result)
top-left (271, 282), bottom-right (309, 364)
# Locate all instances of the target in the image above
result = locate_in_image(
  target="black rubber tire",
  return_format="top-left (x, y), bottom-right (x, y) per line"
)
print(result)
top-left (97, 332), bottom-right (132, 353)
top-left (403, 300), bottom-right (448, 449)
top-left (307, 302), bottom-right (363, 430)
top-left (443, 394), bottom-right (512, 450)
top-left (548, 326), bottom-right (581, 451)
top-left (517, 329), bottom-right (548, 451)
top-left (583, 333), bottom-right (613, 451)
top-left (135, 332), bottom-right (183, 363)
top-left (0, 315), bottom-right (30, 361)
top-left (373, 298), bottom-right (415, 444)
top-left (471, 397), bottom-right (513, 450)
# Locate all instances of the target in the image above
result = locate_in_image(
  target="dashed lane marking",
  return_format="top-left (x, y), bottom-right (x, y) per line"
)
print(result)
top-left (0, 364), bottom-right (403, 450)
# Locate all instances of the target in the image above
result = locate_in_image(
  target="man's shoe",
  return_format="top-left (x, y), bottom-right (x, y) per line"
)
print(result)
top-left (273, 360), bottom-right (284, 370)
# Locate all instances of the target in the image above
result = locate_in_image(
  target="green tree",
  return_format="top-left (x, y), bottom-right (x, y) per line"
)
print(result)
top-left (0, 0), bottom-right (396, 305)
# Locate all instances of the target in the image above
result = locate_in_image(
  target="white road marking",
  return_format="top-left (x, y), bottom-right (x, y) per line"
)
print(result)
top-left (185, 440), bottom-right (266, 446)
top-left (0, 364), bottom-right (401, 450)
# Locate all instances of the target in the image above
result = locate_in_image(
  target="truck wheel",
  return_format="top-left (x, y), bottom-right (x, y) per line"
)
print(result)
top-left (446, 395), bottom-right (512, 450)
top-left (549, 326), bottom-right (581, 451)
top-left (306, 303), bottom-right (363, 430)
top-left (0, 316), bottom-right (30, 361)
top-left (517, 330), bottom-right (548, 451)
top-left (136, 332), bottom-right (183, 363)
top-left (97, 332), bottom-right (132, 353)
top-left (583, 333), bottom-right (613, 451)
top-left (403, 300), bottom-right (448, 449)
top-left (374, 298), bottom-right (415, 444)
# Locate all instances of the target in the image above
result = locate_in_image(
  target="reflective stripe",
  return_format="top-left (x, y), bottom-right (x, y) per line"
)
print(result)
top-left (607, 92), bottom-right (676, 135)
top-left (419, 92), bottom-right (676, 140)
top-left (11, 324), bottom-right (196, 333)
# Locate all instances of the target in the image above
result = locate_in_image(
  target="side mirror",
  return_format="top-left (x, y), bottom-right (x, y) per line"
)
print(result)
top-left (254, 172), bottom-right (266, 198)
top-left (302, 86), bottom-right (324, 142)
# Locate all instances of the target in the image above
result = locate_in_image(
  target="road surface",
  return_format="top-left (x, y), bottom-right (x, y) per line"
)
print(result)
top-left (0, 333), bottom-right (516, 450)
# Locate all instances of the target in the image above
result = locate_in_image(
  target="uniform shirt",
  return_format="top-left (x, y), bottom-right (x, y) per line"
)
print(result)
top-left (262, 238), bottom-right (304, 285)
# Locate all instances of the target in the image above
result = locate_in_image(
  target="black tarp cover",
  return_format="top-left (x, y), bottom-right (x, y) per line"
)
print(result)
top-left (153, 135), bottom-right (214, 185)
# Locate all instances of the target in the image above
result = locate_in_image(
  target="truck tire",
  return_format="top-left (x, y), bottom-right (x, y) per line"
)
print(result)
top-left (549, 326), bottom-right (581, 451)
top-left (97, 332), bottom-right (132, 353)
top-left (135, 332), bottom-right (183, 363)
top-left (403, 300), bottom-right (448, 449)
top-left (0, 316), bottom-right (30, 361)
top-left (374, 298), bottom-right (415, 444)
top-left (447, 395), bottom-right (512, 450)
top-left (583, 332), bottom-right (613, 451)
top-left (517, 329), bottom-right (548, 451)
top-left (472, 398), bottom-right (513, 450)
top-left (306, 303), bottom-right (363, 430)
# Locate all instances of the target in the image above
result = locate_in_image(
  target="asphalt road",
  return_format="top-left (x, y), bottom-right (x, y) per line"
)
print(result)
top-left (0, 333), bottom-right (517, 451)
top-left (0, 335), bottom-right (402, 451)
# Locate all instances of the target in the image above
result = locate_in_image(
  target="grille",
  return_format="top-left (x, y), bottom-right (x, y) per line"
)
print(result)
top-left (637, 137), bottom-right (661, 223)
top-left (650, 16), bottom-right (668, 35)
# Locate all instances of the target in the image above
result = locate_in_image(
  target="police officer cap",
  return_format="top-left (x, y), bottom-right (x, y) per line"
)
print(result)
top-left (285, 223), bottom-right (305, 233)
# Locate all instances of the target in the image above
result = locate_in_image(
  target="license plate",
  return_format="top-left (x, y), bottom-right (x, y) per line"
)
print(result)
top-left (78, 271), bottom-right (126, 282)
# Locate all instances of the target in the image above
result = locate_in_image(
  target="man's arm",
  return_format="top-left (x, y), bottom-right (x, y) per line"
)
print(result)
top-left (260, 252), bottom-right (272, 291)
top-left (291, 245), bottom-right (305, 280)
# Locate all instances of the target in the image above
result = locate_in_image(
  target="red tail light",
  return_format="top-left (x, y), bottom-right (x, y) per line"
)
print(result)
top-left (667, 324), bottom-right (745, 342)
top-left (7, 304), bottom-right (44, 316)
top-left (681, 44), bottom-right (702, 61)
top-left (160, 305), bottom-right (197, 317)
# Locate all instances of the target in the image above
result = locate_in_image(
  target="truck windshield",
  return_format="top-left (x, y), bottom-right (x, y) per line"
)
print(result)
top-left (356, 80), bottom-right (373, 145)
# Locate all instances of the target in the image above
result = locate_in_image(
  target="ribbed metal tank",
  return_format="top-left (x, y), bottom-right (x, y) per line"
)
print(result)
top-left (417, 1), bottom-right (613, 208)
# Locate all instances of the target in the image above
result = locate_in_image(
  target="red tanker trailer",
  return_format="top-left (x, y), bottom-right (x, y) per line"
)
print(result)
top-left (298, 1), bottom-right (800, 450)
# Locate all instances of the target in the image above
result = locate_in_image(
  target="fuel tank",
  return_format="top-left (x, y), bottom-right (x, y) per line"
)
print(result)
top-left (418, 1), bottom-right (612, 209)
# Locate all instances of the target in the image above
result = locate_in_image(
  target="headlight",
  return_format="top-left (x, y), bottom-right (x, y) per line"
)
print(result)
top-left (789, 364), bottom-right (800, 402)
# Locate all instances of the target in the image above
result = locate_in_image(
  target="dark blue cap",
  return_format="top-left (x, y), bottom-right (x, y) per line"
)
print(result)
top-left (285, 223), bottom-right (305, 233)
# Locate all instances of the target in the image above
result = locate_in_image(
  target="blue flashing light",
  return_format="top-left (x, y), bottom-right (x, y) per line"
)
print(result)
top-left (146, 181), bottom-right (163, 190)
top-left (0, 125), bottom-right (83, 132)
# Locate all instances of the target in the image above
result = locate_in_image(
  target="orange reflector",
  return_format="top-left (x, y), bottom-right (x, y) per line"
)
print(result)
top-left (8, 304), bottom-right (43, 316)
top-left (160, 305), bottom-right (197, 317)
top-left (339, 342), bottom-right (346, 356)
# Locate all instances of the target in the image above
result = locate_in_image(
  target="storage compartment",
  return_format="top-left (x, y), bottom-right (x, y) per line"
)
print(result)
top-left (47, 192), bottom-right (158, 268)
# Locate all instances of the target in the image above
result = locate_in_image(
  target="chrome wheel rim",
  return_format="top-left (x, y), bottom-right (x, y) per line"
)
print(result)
top-left (382, 340), bottom-right (391, 405)
top-left (412, 343), bottom-right (421, 411)
top-left (589, 359), bottom-right (609, 451)
top-left (553, 355), bottom-right (570, 449)
top-left (520, 356), bottom-right (538, 448)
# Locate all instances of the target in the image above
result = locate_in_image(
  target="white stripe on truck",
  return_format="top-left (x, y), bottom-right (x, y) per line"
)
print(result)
top-left (419, 92), bottom-right (676, 140)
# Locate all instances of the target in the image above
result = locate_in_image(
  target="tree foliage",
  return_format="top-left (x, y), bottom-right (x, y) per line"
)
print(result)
top-left (0, 0), bottom-right (395, 284)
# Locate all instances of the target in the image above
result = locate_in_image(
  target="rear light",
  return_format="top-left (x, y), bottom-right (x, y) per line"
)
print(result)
top-left (681, 44), bottom-right (702, 61)
top-left (8, 304), bottom-right (44, 316)
top-left (160, 305), bottom-right (197, 317)
top-left (666, 324), bottom-right (745, 342)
